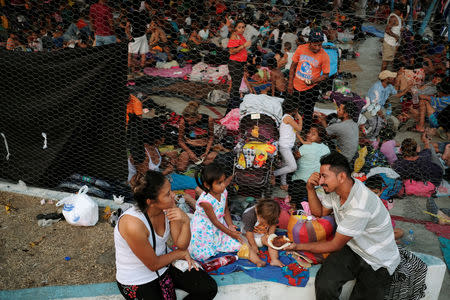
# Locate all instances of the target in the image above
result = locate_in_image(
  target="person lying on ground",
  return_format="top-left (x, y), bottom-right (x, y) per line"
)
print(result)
top-left (243, 64), bottom-right (271, 95)
top-left (285, 151), bottom-right (400, 300)
top-left (177, 101), bottom-right (217, 172)
top-left (115, 170), bottom-right (217, 300)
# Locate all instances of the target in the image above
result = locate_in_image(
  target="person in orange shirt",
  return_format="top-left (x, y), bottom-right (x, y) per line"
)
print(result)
top-left (287, 29), bottom-right (330, 132)
top-left (126, 93), bottom-right (143, 125)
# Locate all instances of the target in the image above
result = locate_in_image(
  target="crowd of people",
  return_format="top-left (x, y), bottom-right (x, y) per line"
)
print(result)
top-left (1, 0), bottom-right (449, 299)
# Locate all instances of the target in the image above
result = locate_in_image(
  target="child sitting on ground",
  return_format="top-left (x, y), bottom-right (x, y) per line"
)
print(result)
top-left (189, 163), bottom-right (242, 261)
top-left (378, 126), bottom-right (399, 165)
top-left (267, 58), bottom-right (286, 97)
top-left (243, 64), bottom-right (272, 94)
top-left (242, 199), bottom-right (283, 267)
top-left (365, 175), bottom-right (404, 241)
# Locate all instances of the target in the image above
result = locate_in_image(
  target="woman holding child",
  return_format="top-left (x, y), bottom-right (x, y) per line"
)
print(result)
top-left (114, 170), bottom-right (217, 299)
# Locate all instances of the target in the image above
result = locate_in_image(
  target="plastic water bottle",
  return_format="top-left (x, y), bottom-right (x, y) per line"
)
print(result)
top-left (403, 229), bottom-right (415, 246)
top-left (177, 196), bottom-right (191, 214)
top-left (386, 104), bottom-right (392, 117)
top-left (201, 255), bottom-right (238, 272)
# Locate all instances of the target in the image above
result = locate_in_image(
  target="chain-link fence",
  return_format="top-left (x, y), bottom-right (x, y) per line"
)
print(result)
top-left (0, 0), bottom-right (449, 209)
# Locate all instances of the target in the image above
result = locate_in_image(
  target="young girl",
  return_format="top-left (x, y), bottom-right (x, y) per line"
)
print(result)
top-left (242, 199), bottom-right (283, 267)
top-left (290, 125), bottom-right (330, 208)
top-left (189, 163), bottom-right (242, 261)
top-left (378, 126), bottom-right (399, 165)
top-left (273, 101), bottom-right (303, 190)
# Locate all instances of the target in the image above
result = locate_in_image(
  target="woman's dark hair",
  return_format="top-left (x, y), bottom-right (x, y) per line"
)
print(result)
top-left (310, 124), bottom-right (327, 143)
top-left (195, 162), bottom-right (226, 194)
top-left (365, 174), bottom-right (384, 191)
top-left (246, 64), bottom-right (258, 76)
top-left (400, 138), bottom-right (418, 157)
top-left (379, 126), bottom-right (396, 144)
top-left (282, 99), bottom-right (298, 115)
top-left (232, 19), bottom-right (245, 31)
top-left (255, 199), bottom-right (280, 226)
top-left (133, 170), bottom-right (167, 212)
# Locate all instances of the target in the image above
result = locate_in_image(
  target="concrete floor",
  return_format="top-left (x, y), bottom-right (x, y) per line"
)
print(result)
top-left (149, 31), bottom-right (450, 299)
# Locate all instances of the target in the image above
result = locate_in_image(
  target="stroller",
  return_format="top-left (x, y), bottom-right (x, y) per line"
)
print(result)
top-left (233, 94), bottom-right (283, 197)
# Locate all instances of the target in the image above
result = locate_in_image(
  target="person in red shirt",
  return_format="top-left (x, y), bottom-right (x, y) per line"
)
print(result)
top-left (288, 29), bottom-right (330, 132)
top-left (89, 0), bottom-right (116, 46)
top-left (227, 20), bottom-right (251, 113)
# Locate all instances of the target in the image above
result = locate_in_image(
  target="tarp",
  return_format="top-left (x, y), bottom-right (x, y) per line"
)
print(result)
top-left (0, 44), bottom-right (129, 187)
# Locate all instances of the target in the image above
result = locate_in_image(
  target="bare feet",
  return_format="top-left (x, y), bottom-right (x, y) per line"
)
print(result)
top-left (270, 258), bottom-right (285, 267)
top-left (270, 175), bottom-right (276, 185)
top-left (280, 185), bottom-right (289, 191)
top-left (249, 250), bottom-right (266, 267)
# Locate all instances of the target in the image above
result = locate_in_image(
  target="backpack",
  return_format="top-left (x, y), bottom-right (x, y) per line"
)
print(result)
top-left (378, 173), bottom-right (403, 200)
top-left (207, 89), bottom-right (230, 104)
top-left (360, 147), bottom-right (390, 174)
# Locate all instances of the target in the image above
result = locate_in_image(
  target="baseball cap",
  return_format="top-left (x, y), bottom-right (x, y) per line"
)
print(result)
top-left (309, 29), bottom-right (324, 43)
top-left (378, 70), bottom-right (397, 80)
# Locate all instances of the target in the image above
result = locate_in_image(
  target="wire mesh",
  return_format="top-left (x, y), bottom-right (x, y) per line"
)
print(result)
top-left (0, 0), bottom-right (449, 209)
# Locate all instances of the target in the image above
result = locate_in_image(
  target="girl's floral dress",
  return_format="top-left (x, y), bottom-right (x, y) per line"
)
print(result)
top-left (189, 190), bottom-right (241, 260)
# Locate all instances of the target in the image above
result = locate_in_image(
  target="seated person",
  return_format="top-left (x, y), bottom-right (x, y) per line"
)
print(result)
top-left (177, 101), bottom-right (218, 171)
top-left (148, 20), bottom-right (172, 60)
top-left (267, 58), bottom-right (286, 97)
top-left (415, 79), bottom-right (450, 132)
top-left (316, 101), bottom-right (359, 162)
top-left (115, 170), bottom-right (217, 300)
top-left (393, 135), bottom-right (444, 188)
top-left (290, 125), bottom-right (330, 209)
top-left (127, 116), bottom-right (201, 207)
top-left (243, 64), bottom-right (271, 95)
top-left (286, 151), bottom-right (400, 300)
top-left (366, 70), bottom-right (411, 118)
top-left (242, 199), bottom-right (283, 267)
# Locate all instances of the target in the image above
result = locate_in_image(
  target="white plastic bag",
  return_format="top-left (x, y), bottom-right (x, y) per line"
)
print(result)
top-left (56, 186), bottom-right (99, 226)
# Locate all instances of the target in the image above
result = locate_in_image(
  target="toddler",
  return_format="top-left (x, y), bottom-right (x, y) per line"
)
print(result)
top-left (242, 199), bottom-right (283, 267)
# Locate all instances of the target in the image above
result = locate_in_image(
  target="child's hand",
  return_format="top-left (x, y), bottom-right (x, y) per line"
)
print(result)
top-left (230, 230), bottom-right (244, 243)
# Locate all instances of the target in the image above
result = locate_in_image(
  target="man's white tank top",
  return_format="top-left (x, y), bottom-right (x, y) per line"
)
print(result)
top-left (114, 206), bottom-right (171, 285)
top-left (384, 13), bottom-right (402, 47)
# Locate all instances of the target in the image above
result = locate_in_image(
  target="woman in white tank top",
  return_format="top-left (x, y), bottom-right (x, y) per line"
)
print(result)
top-left (115, 170), bottom-right (217, 299)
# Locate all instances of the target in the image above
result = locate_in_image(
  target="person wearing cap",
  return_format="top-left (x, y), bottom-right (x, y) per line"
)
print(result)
top-left (366, 70), bottom-right (410, 117)
top-left (288, 29), bottom-right (330, 132)
top-left (381, 3), bottom-right (403, 71)
top-left (416, 79), bottom-right (450, 132)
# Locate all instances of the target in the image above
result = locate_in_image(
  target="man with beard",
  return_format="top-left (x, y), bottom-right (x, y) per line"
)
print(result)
top-left (286, 151), bottom-right (399, 299)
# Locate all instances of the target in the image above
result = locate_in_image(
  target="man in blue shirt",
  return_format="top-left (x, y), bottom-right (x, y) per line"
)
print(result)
top-left (417, 79), bottom-right (450, 131)
top-left (366, 70), bottom-right (410, 117)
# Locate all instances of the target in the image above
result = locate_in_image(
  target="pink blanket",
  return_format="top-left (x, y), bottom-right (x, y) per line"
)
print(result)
top-left (144, 64), bottom-right (192, 78)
